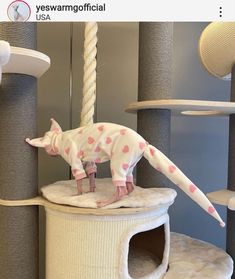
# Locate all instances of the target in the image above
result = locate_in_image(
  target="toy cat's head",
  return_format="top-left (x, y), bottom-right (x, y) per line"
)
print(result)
top-left (26, 118), bottom-right (62, 156)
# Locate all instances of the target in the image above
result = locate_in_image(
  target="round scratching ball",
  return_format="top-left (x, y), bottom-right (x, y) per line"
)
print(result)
top-left (199, 22), bottom-right (235, 80)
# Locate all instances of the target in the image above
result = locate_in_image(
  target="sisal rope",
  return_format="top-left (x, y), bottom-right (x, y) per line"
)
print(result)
top-left (80, 22), bottom-right (98, 127)
top-left (137, 23), bottom-right (173, 188)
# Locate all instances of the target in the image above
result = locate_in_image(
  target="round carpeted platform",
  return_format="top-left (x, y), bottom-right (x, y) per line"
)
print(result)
top-left (41, 178), bottom-right (176, 209)
top-left (129, 233), bottom-right (233, 279)
top-left (165, 233), bottom-right (233, 279)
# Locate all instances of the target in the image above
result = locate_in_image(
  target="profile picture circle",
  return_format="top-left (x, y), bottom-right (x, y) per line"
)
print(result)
top-left (7, 0), bottom-right (31, 22)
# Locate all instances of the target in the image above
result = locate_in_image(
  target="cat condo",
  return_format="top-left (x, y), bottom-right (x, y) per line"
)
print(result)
top-left (0, 22), bottom-right (233, 279)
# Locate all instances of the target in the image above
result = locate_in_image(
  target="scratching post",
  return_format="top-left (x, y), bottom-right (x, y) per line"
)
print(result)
top-left (137, 23), bottom-right (173, 188)
top-left (0, 23), bottom-right (38, 279)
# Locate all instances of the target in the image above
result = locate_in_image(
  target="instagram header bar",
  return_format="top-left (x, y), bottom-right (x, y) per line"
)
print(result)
top-left (1, 0), bottom-right (235, 22)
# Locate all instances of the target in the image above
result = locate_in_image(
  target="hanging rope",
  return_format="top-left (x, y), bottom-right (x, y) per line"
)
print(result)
top-left (80, 22), bottom-right (98, 127)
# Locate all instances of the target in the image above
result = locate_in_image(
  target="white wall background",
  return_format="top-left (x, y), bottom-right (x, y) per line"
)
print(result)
top-left (37, 22), bottom-right (230, 278)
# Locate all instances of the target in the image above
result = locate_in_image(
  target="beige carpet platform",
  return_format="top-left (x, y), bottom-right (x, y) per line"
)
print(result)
top-left (129, 233), bottom-right (233, 279)
top-left (41, 178), bottom-right (177, 209)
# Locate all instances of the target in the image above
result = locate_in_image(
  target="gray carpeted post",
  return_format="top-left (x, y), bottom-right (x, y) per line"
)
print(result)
top-left (0, 23), bottom-right (39, 279)
top-left (137, 23), bottom-right (173, 188)
top-left (227, 64), bottom-right (235, 278)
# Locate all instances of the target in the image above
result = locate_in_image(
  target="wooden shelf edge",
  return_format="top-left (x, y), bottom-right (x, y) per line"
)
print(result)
top-left (2, 46), bottom-right (50, 78)
top-left (207, 189), bottom-right (235, 210)
top-left (125, 99), bottom-right (235, 116)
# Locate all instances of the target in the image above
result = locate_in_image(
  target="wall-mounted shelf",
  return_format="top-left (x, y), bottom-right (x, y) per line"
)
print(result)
top-left (2, 46), bottom-right (50, 78)
top-left (207, 189), bottom-right (235, 210)
top-left (126, 99), bottom-right (235, 116)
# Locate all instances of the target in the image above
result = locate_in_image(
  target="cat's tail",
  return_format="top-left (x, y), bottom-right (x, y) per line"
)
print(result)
top-left (143, 144), bottom-right (225, 227)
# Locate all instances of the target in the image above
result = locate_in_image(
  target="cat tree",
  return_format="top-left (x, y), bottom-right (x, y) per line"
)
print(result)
top-left (0, 22), bottom-right (233, 279)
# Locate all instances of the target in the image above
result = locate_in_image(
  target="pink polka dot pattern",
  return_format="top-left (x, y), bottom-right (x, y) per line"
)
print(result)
top-left (120, 129), bottom-right (126, 135)
top-left (168, 165), bottom-right (176, 173)
top-left (65, 147), bottom-right (70, 155)
top-left (122, 145), bottom-right (129, 153)
top-left (98, 125), bottom-right (104, 132)
top-left (122, 163), bottom-right (129, 170)
top-left (77, 150), bottom-right (84, 158)
top-left (208, 206), bottom-right (215, 214)
top-left (94, 158), bottom-right (101, 163)
top-left (139, 142), bottom-right (145, 150)
top-left (106, 137), bottom-right (112, 144)
top-left (150, 148), bottom-right (155, 156)
top-left (189, 184), bottom-right (197, 193)
top-left (88, 137), bottom-right (95, 144)
top-left (95, 146), bottom-right (101, 152)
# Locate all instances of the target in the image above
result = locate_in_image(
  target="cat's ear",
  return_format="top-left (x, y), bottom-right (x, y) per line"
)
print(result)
top-left (25, 136), bottom-right (50, 148)
top-left (50, 118), bottom-right (62, 133)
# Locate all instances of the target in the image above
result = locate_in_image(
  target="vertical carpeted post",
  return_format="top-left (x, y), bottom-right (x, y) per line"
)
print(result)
top-left (137, 23), bottom-right (173, 188)
top-left (0, 23), bottom-right (38, 279)
top-left (227, 64), bottom-right (235, 278)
